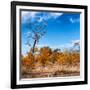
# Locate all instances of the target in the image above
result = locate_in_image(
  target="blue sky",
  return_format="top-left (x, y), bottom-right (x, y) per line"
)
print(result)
top-left (21, 11), bottom-right (80, 55)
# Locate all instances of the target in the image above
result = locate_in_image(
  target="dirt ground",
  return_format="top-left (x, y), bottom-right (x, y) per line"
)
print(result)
top-left (21, 62), bottom-right (80, 78)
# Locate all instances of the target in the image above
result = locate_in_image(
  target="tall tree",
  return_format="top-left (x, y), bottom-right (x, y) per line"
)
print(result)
top-left (26, 17), bottom-right (47, 54)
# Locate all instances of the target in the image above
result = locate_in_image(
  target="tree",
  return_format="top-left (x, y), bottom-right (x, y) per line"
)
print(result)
top-left (26, 17), bottom-right (47, 54)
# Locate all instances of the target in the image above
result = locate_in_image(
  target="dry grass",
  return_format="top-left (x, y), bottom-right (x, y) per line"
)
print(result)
top-left (21, 62), bottom-right (80, 78)
top-left (21, 47), bottom-right (80, 78)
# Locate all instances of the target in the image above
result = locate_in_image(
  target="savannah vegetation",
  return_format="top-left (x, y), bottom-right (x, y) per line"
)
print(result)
top-left (21, 16), bottom-right (80, 78)
top-left (21, 47), bottom-right (80, 78)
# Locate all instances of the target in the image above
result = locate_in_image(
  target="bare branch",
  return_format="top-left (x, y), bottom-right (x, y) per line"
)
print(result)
top-left (25, 16), bottom-right (48, 54)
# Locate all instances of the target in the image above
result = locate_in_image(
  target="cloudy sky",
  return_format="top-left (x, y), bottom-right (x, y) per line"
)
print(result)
top-left (21, 10), bottom-right (80, 55)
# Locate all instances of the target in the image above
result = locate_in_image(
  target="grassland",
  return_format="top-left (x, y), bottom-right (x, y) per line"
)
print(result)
top-left (21, 47), bottom-right (80, 78)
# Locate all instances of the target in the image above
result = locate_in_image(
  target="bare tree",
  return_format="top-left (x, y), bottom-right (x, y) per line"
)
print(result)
top-left (26, 17), bottom-right (47, 54)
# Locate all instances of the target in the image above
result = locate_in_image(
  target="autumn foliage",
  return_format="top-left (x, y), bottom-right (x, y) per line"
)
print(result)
top-left (21, 47), bottom-right (80, 78)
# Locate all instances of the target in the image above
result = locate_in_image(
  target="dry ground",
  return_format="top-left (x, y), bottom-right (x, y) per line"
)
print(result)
top-left (21, 62), bottom-right (80, 78)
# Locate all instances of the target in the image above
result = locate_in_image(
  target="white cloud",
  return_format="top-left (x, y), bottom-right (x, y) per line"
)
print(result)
top-left (39, 12), bottom-right (63, 21)
top-left (22, 11), bottom-right (38, 18)
top-left (21, 11), bottom-right (63, 23)
top-left (50, 13), bottom-right (63, 19)
top-left (70, 18), bottom-right (80, 23)
top-left (71, 40), bottom-right (80, 45)
top-left (21, 11), bottom-right (39, 23)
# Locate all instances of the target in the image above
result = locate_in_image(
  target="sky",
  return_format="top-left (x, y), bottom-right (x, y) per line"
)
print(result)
top-left (21, 10), bottom-right (80, 55)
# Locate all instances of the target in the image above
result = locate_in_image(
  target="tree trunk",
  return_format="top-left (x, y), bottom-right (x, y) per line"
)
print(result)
top-left (32, 39), bottom-right (37, 54)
